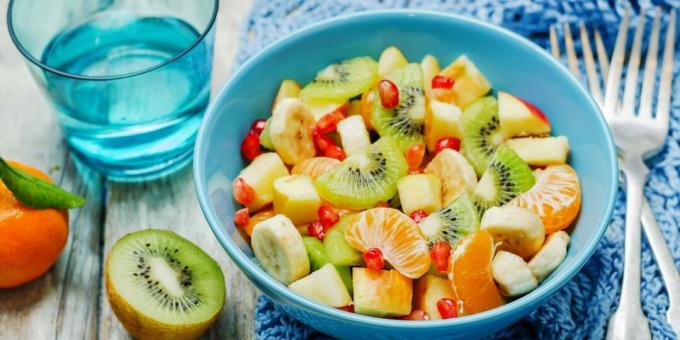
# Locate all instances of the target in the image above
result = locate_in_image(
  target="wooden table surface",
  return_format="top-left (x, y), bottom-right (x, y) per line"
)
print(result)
top-left (0, 0), bottom-right (259, 338)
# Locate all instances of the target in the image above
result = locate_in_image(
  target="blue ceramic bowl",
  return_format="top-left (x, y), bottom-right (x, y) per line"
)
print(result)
top-left (194, 10), bottom-right (618, 339)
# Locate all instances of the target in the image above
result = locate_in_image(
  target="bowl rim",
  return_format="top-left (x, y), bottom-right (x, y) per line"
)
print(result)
top-left (194, 9), bottom-right (618, 329)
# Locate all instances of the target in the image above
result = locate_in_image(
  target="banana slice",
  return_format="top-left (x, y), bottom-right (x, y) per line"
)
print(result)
top-left (480, 206), bottom-right (545, 260)
top-left (270, 98), bottom-right (316, 165)
top-left (251, 214), bottom-right (310, 285)
top-left (424, 149), bottom-right (477, 206)
top-left (492, 250), bottom-right (538, 297)
top-left (528, 231), bottom-right (570, 282)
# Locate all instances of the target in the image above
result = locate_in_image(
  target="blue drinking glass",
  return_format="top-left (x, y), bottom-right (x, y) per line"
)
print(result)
top-left (7, 0), bottom-right (218, 181)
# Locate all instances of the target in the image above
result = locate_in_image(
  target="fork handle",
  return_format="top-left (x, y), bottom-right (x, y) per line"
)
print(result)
top-left (607, 160), bottom-right (651, 340)
top-left (641, 199), bottom-right (680, 336)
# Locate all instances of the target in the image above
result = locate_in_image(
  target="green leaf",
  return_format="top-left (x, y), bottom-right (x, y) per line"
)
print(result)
top-left (0, 157), bottom-right (85, 209)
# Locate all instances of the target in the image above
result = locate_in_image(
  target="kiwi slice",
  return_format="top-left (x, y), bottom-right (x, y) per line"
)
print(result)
top-left (323, 214), bottom-right (364, 267)
top-left (473, 144), bottom-right (535, 212)
top-left (461, 96), bottom-right (504, 176)
top-left (371, 63), bottom-right (426, 151)
top-left (314, 137), bottom-right (407, 209)
top-left (303, 236), bottom-right (353, 294)
top-left (259, 118), bottom-right (273, 150)
top-left (105, 229), bottom-right (225, 340)
top-left (300, 57), bottom-right (378, 101)
top-left (418, 193), bottom-right (480, 246)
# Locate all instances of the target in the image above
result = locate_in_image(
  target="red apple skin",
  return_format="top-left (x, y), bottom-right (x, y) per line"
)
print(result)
top-left (517, 97), bottom-right (550, 125)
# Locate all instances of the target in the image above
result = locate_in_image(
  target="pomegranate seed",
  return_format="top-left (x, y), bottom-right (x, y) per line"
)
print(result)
top-left (364, 248), bottom-right (384, 271)
top-left (316, 109), bottom-right (346, 134)
top-left (338, 305), bottom-right (354, 313)
top-left (405, 144), bottom-right (426, 170)
top-left (436, 298), bottom-right (458, 319)
top-left (240, 131), bottom-right (262, 161)
top-left (434, 137), bottom-right (461, 153)
top-left (318, 205), bottom-right (340, 229)
top-left (410, 210), bottom-right (428, 223)
top-left (400, 309), bottom-right (431, 321)
top-left (409, 168), bottom-right (424, 175)
top-left (312, 128), bottom-right (337, 153)
top-left (233, 208), bottom-right (250, 227)
top-left (378, 79), bottom-right (399, 109)
top-left (430, 241), bottom-right (452, 273)
top-left (308, 220), bottom-right (325, 240)
top-left (250, 119), bottom-right (267, 135)
top-left (232, 178), bottom-right (256, 206)
top-left (324, 145), bottom-right (346, 161)
top-left (431, 75), bottom-right (455, 90)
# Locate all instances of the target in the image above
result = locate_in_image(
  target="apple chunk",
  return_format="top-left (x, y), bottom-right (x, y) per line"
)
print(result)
top-left (505, 136), bottom-right (569, 166)
top-left (413, 274), bottom-right (457, 320)
top-left (353, 268), bottom-right (412, 317)
top-left (337, 115), bottom-right (371, 156)
top-left (498, 91), bottom-right (551, 138)
top-left (289, 263), bottom-right (352, 308)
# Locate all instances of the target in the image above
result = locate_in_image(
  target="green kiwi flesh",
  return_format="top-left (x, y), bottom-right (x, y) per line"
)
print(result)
top-left (371, 63), bottom-right (426, 151)
top-left (473, 145), bottom-right (535, 213)
top-left (105, 229), bottom-right (225, 339)
top-left (302, 236), bottom-right (353, 294)
top-left (461, 96), bottom-right (504, 176)
top-left (418, 193), bottom-right (480, 246)
top-left (299, 57), bottom-right (378, 101)
top-left (314, 137), bottom-right (408, 209)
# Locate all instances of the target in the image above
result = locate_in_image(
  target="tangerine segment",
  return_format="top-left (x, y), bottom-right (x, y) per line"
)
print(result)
top-left (344, 208), bottom-right (430, 278)
top-left (291, 157), bottom-right (341, 179)
top-left (448, 230), bottom-right (502, 315)
top-left (510, 165), bottom-right (581, 234)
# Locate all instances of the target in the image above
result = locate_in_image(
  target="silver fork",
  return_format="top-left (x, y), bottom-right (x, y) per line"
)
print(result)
top-left (550, 7), bottom-right (678, 340)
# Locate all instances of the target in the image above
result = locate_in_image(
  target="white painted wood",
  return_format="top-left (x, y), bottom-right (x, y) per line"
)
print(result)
top-left (0, 0), bottom-right (256, 338)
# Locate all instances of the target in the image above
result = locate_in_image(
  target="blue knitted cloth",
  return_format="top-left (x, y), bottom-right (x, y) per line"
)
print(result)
top-left (234, 1), bottom-right (680, 339)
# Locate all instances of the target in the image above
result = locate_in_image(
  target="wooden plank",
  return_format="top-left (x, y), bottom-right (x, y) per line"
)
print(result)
top-left (98, 1), bottom-right (257, 339)
top-left (0, 0), bottom-right (105, 338)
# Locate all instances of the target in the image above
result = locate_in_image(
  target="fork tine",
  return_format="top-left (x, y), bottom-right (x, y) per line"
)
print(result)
top-left (550, 25), bottom-right (561, 60)
top-left (594, 29), bottom-right (610, 80)
top-left (604, 7), bottom-right (631, 115)
top-left (621, 12), bottom-right (646, 117)
top-left (563, 23), bottom-right (581, 78)
top-left (639, 8), bottom-right (662, 119)
top-left (655, 9), bottom-right (676, 128)
top-left (580, 23), bottom-right (604, 105)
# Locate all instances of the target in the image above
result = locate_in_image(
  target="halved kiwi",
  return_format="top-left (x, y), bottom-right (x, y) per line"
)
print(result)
top-left (473, 144), bottom-right (535, 212)
top-left (418, 193), bottom-right (480, 246)
top-left (461, 96), bottom-right (504, 176)
top-left (371, 63), bottom-right (426, 151)
top-left (105, 229), bottom-right (225, 340)
top-left (314, 137), bottom-right (407, 209)
top-left (299, 57), bottom-right (378, 101)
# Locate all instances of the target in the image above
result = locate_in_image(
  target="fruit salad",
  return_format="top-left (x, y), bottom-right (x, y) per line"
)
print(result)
top-left (231, 46), bottom-right (581, 320)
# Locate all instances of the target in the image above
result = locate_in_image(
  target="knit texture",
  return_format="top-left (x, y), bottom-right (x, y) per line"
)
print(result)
top-left (235, 1), bottom-right (680, 339)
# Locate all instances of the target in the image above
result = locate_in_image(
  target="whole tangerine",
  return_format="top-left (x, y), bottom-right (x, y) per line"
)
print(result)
top-left (0, 161), bottom-right (68, 288)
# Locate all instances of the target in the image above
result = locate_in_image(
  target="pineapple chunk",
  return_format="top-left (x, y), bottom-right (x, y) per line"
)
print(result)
top-left (421, 54), bottom-right (441, 96)
top-left (353, 268), bottom-right (413, 317)
top-left (397, 174), bottom-right (442, 215)
top-left (289, 263), bottom-right (352, 308)
top-left (237, 153), bottom-right (290, 212)
top-left (439, 55), bottom-right (491, 108)
top-left (337, 115), bottom-right (371, 155)
top-left (505, 136), bottom-right (569, 166)
top-left (273, 175), bottom-right (321, 225)
top-left (414, 274), bottom-right (457, 320)
top-left (273, 79), bottom-right (301, 109)
top-left (378, 46), bottom-right (408, 76)
top-left (425, 99), bottom-right (463, 152)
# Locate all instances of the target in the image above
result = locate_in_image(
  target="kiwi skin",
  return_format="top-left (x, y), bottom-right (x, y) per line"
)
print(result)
top-left (105, 230), bottom-right (225, 340)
